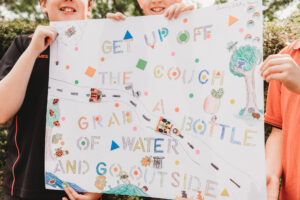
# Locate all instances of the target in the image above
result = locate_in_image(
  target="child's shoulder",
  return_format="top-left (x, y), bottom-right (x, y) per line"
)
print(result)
top-left (291, 38), bottom-right (300, 51)
top-left (14, 34), bottom-right (32, 51)
top-left (281, 38), bottom-right (300, 54)
top-left (10, 34), bottom-right (33, 53)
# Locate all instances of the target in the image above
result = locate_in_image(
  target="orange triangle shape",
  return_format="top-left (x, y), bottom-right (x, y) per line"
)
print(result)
top-left (221, 188), bottom-right (230, 197)
top-left (229, 15), bottom-right (238, 26)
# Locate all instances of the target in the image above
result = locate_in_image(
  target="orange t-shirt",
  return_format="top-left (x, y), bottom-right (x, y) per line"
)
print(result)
top-left (265, 39), bottom-right (300, 200)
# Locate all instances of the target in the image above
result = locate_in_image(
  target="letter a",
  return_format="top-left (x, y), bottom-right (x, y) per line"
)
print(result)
top-left (153, 99), bottom-right (165, 114)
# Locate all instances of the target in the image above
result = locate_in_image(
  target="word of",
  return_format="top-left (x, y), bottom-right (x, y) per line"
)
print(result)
top-left (76, 136), bottom-right (101, 150)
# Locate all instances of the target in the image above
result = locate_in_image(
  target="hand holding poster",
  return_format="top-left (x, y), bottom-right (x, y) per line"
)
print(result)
top-left (46, 0), bottom-right (266, 199)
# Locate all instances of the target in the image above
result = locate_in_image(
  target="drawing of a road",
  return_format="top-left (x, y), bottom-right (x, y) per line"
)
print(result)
top-left (48, 77), bottom-right (261, 199)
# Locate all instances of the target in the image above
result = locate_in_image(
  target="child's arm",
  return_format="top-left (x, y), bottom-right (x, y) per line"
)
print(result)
top-left (265, 127), bottom-right (282, 200)
top-left (0, 26), bottom-right (57, 123)
top-left (106, 12), bottom-right (126, 21)
top-left (164, 3), bottom-right (194, 20)
top-left (260, 54), bottom-right (300, 94)
top-left (63, 187), bottom-right (102, 200)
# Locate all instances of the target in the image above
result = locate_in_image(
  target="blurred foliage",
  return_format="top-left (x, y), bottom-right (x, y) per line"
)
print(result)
top-left (215, 0), bottom-right (300, 21)
top-left (263, 0), bottom-right (299, 21)
top-left (1, 6), bottom-right (300, 200)
top-left (0, 20), bottom-right (45, 59)
top-left (92, 0), bottom-right (143, 18)
top-left (0, 0), bottom-right (143, 20)
top-left (0, 0), bottom-right (299, 21)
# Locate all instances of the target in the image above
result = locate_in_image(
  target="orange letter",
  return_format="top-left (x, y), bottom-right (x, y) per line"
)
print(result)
top-left (78, 117), bottom-right (88, 130)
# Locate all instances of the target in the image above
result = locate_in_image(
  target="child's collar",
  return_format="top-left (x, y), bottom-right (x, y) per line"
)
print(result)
top-left (293, 39), bottom-right (300, 50)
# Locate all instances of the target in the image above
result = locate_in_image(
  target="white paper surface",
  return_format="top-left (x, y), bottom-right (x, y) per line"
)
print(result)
top-left (46, 1), bottom-right (266, 199)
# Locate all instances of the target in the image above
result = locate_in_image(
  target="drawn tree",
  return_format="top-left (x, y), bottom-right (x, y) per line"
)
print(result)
top-left (229, 45), bottom-right (262, 117)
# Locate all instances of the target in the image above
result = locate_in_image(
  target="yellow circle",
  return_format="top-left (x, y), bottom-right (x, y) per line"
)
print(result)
top-left (175, 160), bottom-right (180, 166)
top-left (126, 118), bottom-right (131, 123)
top-left (230, 99), bottom-right (235, 104)
top-left (197, 125), bottom-right (203, 130)
top-left (202, 75), bottom-right (207, 80)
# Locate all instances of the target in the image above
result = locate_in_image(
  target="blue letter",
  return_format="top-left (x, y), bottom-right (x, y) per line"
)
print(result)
top-left (154, 138), bottom-right (164, 153)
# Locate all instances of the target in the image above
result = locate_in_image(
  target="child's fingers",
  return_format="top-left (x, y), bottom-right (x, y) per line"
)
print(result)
top-left (116, 12), bottom-right (126, 20)
top-left (262, 65), bottom-right (285, 80)
top-left (65, 187), bottom-right (84, 200)
top-left (260, 54), bottom-right (289, 72)
top-left (174, 4), bottom-right (184, 19)
top-left (43, 30), bottom-right (58, 46)
top-left (39, 27), bottom-right (57, 40)
top-left (164, 5), bottom-right (173, 18)
top-left (62, 197), bottom-right (68, 200)
top-left (47, 26), bottom-right (57, 32)
top-left (260, 55), bottom-right (290, 75)
top-left (106, 13), bottom-right (119, 21)
top-left (265, 72), bottom-right (285, 82)
top-left (182, 5), bottom-right (195, 12)
top-left (67, 187), bottom-right (85, 199)
top-left (34, 28), bottom-right (56, 48)
top-left (183, 5), bottom-right (195, 12)
top-left (107, 12), bottom-right (126, 21)
top-left (106, 12), bottom-right (114, 18)
top-left (64, 188), bottom-right (76, 200)
top-left (164, 8), bottom-right (172, 19)
top-left (262, 57), bottom-right (290, 73)
top-left (164, 9), bottom-right (168, 17)
top-left (166, 5), bottom-right (177, 19)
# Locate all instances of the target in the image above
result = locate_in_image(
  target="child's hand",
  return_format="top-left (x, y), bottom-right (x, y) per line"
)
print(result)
top-left (164, 3), bottom-right (194, 20)
top-left (28, 25), bottom-right (58, 57)
top-left (261, 54), bottom-right (300, 94)
top-left (106, 12), bottom-right (126, 21)
top-left (63, 187), bottom-right (102, 200)
top-left (266, 172), bottom-right (280, 200)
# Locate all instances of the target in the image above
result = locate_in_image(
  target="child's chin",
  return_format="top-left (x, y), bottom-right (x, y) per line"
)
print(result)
top-left (53, 15), bottom-right (85, 21)
top-left (150, 11), bottom-right (164, 15)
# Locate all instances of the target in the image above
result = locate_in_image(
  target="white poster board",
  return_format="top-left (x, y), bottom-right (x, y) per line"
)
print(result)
top-left (46, 1), bottom-right (266, 199)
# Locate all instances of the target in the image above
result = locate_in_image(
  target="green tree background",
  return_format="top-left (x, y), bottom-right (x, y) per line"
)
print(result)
top-left (1, 0), bottom-right (300, 199)
top-left (1, 0), bottom-right (300, 20)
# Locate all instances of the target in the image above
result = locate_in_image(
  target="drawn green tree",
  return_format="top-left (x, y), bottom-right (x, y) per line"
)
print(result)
top-left (229, 45), bottom-right (262, 116)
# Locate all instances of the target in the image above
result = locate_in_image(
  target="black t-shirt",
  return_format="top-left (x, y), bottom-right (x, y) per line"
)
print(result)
top-left (0, 35), bottom-right (66, 199)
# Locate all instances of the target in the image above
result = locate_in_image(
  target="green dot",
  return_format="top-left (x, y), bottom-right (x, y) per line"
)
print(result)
top-left (180, 34), bottom-right (187, 41)
top-left (162, 30), bottom-right (166, 34)
top-left (81, 141), bottom-right (86, 146)
top-left (189, 93), bottom-right (194, 98)
top-left (75, 80), bottom-right (79, 84)
top-left (195, 58), bottom-right (199, 63)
